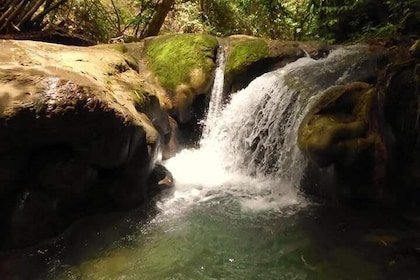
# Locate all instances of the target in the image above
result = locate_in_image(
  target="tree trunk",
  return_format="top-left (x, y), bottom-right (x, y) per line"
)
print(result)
top-left (142, 0), bottom-right (175, 38)
top-left (17, 0), bottom-right (46, 29)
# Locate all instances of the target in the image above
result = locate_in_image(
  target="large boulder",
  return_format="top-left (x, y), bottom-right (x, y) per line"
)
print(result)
top-left (298, 82), bottom-right (377, 167)
top-left (298, 82), bottom-right (380, 201)
top-left (0, 39), bottom-right (171, 249)
top-left (298, 38), bottom-right (420, 208)
top-left (143, 34), bottom-right (219, 124)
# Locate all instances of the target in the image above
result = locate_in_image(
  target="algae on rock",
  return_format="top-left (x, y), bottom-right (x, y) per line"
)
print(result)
top-left (298, 82), bottom-right (377, 168)
top-left (144, 34), bottom-right (219, 123)
top-left (224, 36), bottom-right (317, 92)
top-left (225, 37), bottom-right (269, 78)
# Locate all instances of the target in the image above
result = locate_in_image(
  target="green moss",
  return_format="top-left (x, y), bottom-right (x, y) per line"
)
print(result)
top-left (226, 38), bottom-right (269, 76)
top-left (145, 34), bottom-right (219, 91)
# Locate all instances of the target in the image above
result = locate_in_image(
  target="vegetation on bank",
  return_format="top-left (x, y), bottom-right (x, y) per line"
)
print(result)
top-left (0, 1), bottom-right (418, 44)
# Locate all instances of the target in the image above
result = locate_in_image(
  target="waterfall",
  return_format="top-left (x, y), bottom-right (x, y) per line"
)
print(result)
top-left (163, 45), bottom-right (378, 214)
top-left (201, 47), bottom-right (226, 139)
top-left (37, 46), bottom-right (389, 280)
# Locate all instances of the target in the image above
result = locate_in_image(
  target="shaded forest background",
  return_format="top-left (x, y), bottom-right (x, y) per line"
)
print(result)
top-left (0, 0), bottom-right (419, 45)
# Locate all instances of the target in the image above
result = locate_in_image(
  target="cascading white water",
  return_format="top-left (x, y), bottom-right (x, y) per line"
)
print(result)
top-left (162, 45), bottom-right (376, 217)
top-left (201, 47), bottom-right (226, 139)
top-left (44, 45), bottom-right (394, 280)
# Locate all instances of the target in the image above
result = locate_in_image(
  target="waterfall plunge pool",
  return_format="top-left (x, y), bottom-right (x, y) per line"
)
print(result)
top-left (4, 186), bottom-right (420, 280)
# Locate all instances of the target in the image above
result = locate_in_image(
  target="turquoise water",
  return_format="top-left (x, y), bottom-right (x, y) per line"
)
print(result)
top-left (3, 189), bottom-right (415, 280)
top-left (1, 178), bottom-right (419, 280)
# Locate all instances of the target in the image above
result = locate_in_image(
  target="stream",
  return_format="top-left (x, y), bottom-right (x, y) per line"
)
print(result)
top-left (1, 46), bottom-right (420, 280)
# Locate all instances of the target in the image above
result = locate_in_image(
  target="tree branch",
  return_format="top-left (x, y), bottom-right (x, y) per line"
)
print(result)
top-left (142, 0), bottom-right (175, 38)
top-left (17, 0), bottom-right (46, 29)
top-left (0, 0), bottom-right (21, 26)
top-left (110, 0), bottom-right (121, 34)
top-left (0, 0), bottom-right (27, 33)
top-left (32, 0), bottom-right (68, 25)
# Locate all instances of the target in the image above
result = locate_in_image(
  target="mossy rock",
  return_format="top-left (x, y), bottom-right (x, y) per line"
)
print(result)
top-left (144, 34), bottom-right (219, 122)
top-left (298, 82), bottom-right (377, 167)
top-left (145, 34), bottom-right (218, 91)
top-left (224, 36), bottom-right (317, 92)
top-left (225, 36), bottom-right (269, 78)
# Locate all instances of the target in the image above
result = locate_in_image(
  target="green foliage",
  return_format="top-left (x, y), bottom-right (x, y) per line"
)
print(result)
top-left (163, 1), bottom-right (212, 33)
top-left (68, 1), bottom-right (116, 42)
top-left (125, 0), bottom-right (157, 37)
top-left (305, 0), bottom-right (377, 42)
top-left (196, 0), bottom-right (250, 36)
top-left (145, 34), bottom-right (218, 91)
top-left (388, 0), bottom-right (420, 21)
top-left (40, 0), bottom-right (159, 42)
top-left (2, 0), bottom-right (417, 44)
top-left (306, 0), bottom-right (419, 42)
top-left (185, 0), bottom-right (294, 39)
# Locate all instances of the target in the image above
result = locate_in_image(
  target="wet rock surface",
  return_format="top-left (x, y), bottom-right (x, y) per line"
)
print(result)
top-left (298, 38), bottom-right (420, 209)
top-left (298, 82), bottom-right (377, 168)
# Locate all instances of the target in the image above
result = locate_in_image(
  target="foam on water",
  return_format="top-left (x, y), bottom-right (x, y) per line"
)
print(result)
top-left (40, 44), bottom-right (391, 280)
top-left (159, 45), bottom-right (375, 219)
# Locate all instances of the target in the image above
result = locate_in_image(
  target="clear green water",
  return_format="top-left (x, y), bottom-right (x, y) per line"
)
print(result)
top-left (1, 185), bottom-right (420, 280)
